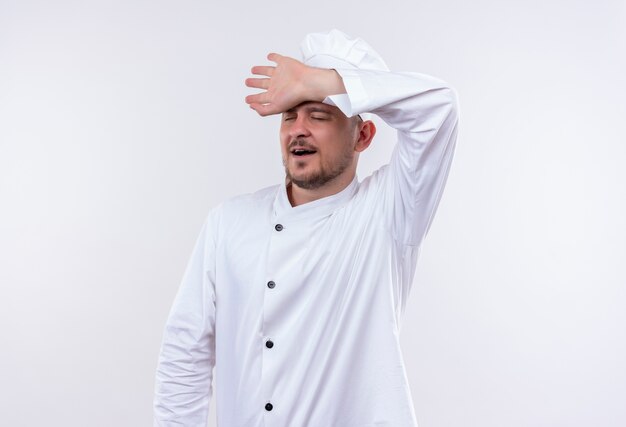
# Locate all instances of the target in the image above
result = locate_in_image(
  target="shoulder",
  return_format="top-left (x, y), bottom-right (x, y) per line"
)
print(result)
top-left (355, 164), bottom-right (390, 202)
top-left (223, 184), bottom-right (278, 210)
top-left (206, 184), bottom-right (279, 225)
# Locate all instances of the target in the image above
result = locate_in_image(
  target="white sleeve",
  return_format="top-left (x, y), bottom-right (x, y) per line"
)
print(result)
top-left (325, 68), bottom-right (459, 246)
top-left (154, 211), bottom-right (218, 427)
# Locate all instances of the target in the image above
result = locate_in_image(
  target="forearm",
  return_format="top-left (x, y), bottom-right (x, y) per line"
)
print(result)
top-left (154, 327), bottom-right (215, 426)
top-left (326, 68), bottom-right (458, 132)
top-left (306, 67), bottom-right (347, 102)
top-left (154, 215), bottom-right (218, 426)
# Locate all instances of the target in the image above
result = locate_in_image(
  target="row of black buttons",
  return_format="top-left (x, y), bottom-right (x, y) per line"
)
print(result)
top-left (264, 337), bottom-right (274, 413)
top-left (265, 224), bottom-right (281, 414)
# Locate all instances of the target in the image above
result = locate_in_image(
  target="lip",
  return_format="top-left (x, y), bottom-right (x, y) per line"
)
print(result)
top-left (289, 147), bottom-right (318, 157)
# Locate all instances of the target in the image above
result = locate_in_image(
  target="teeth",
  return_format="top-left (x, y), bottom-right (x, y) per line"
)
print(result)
top-left (293, 149), bottom-right (314, 156)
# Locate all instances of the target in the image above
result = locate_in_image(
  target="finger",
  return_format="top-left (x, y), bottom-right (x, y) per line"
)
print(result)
top-left (267, 52), bottom-right (284, 63)
top-left (250, 66), bottom-right (274, 77)
top-left (245, 78), bottom-right (270, 90)
top-left (249, 103), bottom-right (279, 117)
top-left (245, 92), bottom-right (271, 105)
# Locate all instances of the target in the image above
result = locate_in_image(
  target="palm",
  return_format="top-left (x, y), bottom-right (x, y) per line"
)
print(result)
top-left (245, 53), bottom-right (310, 116)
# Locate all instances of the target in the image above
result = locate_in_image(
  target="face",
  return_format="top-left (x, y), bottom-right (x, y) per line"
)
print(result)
top-left (280, 102), bottom-right (359, 190)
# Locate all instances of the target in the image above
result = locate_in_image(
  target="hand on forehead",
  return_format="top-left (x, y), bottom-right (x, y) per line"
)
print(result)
top-left (245, 53), bottom-right (345, 117)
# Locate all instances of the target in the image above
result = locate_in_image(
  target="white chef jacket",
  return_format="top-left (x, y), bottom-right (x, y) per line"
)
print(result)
top-left (154, 67), bottom-right (459, 427)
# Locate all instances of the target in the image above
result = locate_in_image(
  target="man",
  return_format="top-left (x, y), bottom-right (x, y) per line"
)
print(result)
top-left (154, 29), bottom-right (458, 426)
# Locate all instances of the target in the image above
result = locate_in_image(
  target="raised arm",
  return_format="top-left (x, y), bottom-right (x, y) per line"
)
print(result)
top-left (154, 212), bottom-right (218, 427)
top-left (245, 54), bottom-right (459, 247)
top-left (329, 68), bottom-right (459, 247)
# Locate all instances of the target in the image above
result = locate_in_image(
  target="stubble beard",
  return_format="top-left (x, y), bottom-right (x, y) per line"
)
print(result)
top-left (284, 140), bottom-right (354, 190)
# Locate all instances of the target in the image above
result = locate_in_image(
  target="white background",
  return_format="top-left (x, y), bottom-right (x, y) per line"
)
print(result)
top-left (1, 0), bottom-right (625, 426)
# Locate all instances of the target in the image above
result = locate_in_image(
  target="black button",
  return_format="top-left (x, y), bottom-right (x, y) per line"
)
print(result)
top-left (265, 340), bottom-right (274, 349)
top-left (267, 281), bottom-right (275, 289)
top-left (265, 402), bottom-right (273, 411)
top-left (274, 224), bottom-right (283, 231)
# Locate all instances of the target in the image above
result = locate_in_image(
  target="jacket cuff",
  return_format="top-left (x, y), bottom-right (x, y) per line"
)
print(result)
top-left (322, 68), bottom-right (368, 118)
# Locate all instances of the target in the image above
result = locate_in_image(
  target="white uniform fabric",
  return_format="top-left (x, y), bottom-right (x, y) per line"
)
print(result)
top-left (154, 67), bottom-right (459, 427)
top-left (300, 29), bottom-right (390, 73)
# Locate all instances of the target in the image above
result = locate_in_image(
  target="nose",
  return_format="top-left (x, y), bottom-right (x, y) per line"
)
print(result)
top-left (287, 115), bottom-right (311, 139)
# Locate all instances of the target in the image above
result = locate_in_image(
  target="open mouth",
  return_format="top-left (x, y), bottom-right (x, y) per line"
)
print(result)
top-left (291, 148), bottom-right (317, 157)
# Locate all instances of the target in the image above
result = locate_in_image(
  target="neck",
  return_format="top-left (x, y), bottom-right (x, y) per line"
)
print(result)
top-left (287, 171), bottom-right (355, 207)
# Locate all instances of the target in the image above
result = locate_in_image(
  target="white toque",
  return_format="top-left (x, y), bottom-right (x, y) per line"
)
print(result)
top-left (299, 29), bottom-right (387, 119)
top-left (300, 29), bottom-right (389, 72)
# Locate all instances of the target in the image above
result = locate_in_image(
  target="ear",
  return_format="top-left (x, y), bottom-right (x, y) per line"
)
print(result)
top-left (354, 120), bottom-right (376, 153)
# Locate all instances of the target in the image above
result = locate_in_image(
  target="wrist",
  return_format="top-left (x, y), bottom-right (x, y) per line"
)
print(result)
top-left (306, 67), bottom-right (347, 102)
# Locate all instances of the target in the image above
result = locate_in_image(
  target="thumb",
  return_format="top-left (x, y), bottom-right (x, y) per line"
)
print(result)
top-left (250, 102), bottom-right (278, 117)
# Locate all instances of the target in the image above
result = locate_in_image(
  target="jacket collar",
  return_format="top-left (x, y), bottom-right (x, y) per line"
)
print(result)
top-left (273, 175), bottom-right (359, 222)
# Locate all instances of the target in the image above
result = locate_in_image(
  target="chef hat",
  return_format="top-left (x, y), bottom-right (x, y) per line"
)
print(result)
top-left (300, 29), bottom-right (389, 72)
top-left (300, 29), bottom-right (388, 120)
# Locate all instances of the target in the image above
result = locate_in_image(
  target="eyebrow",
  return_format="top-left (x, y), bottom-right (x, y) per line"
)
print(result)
top-left (284, 103), bottom-right (334, 115)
